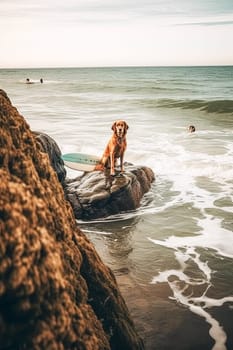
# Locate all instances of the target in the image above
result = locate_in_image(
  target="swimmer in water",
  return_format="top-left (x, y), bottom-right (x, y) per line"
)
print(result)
top-left (26, 78), bottom-right (34, 84)
top-left (188, 125), bottom-right (196, 133)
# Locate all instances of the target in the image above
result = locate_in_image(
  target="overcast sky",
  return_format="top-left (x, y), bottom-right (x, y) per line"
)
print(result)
top-left (1, 0), bottom-right (233, 68)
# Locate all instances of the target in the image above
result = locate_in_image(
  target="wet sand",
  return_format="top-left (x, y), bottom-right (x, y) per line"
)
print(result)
top-left (115, 271), bottom-right (215, 350)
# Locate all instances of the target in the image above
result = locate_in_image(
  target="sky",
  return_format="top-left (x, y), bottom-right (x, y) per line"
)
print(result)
top-left (0, 0), bottom-right (233, 68)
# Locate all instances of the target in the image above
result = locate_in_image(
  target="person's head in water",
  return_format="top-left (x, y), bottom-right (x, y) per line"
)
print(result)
top-left (188, 125), bottom-right (196, 133)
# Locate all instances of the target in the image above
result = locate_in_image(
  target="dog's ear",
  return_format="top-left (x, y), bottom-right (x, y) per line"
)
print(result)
top-left (124, 122), bottom-right (129, 130)
top-left (111, 122), bottom-right (116, 131)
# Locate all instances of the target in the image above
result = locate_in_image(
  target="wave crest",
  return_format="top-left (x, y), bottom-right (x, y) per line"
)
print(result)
top-left (157, 99), bottom-right (233, 114)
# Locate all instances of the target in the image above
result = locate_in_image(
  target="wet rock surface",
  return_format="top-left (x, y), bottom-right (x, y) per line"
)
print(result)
top-left (34, 131), bottom-right (67, 184)
top-left (65, 165), bottom-right (155, 220)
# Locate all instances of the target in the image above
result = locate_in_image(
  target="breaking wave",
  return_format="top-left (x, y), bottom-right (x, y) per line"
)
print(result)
top-left (157, 98), bottom-right (233, 114)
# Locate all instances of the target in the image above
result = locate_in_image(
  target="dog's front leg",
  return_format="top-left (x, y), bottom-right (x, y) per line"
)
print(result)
top-left (110, 152), bottom-right (115, 176)
top-left (120, 154), bottom-right (124, 173)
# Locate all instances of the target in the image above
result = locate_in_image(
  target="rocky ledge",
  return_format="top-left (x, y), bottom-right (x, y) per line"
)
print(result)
top-left (64, 165), bottom-right (154, 220)
top-left (0, 89), bottom-right (145, 350)
top-left (35, 133), bottom-right (155, 221)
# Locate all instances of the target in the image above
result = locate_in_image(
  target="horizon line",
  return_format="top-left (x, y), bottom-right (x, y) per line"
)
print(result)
top-left (0, 64), bottom-right (233, 70)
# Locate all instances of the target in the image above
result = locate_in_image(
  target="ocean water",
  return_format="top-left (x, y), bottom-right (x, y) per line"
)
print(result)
top-left (1, 66), bottom-right (233, 350)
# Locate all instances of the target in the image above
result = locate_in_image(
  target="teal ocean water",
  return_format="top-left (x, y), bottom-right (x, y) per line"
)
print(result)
top-left (1, 66), bottom-right (233, 349)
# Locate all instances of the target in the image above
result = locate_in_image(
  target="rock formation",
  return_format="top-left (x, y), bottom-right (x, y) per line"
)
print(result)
top-left (34, 131), bottom-right (67, 184)
top-left (64, 165), bottom-right (154, 220)
top-left (0, 90), bottom-right (144, 350)
top-left (34, 133), bottom-right (155, 221)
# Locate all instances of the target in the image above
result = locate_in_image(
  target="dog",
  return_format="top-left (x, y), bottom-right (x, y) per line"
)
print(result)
top-left (96, 120), bottom-right (129, 176)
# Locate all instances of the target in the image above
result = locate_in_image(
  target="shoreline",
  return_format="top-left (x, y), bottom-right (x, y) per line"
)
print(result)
top-left (115, 272), bottom-right (214, 350)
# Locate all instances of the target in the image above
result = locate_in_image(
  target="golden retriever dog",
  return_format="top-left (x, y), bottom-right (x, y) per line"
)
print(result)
top-left (96, 120), bottom-right (129, 176)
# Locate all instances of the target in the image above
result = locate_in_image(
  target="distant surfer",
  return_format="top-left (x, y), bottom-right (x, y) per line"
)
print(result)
top-left (40, 78), bottom-right (43, 83)
top-left (188, 125), bottom-right (195, 133)
top-left (26, 78), bottom-right (34, 84)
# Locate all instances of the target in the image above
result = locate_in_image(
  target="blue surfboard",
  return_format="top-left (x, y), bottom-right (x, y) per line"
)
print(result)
top-left (62, 153), bottom-right (101, 172)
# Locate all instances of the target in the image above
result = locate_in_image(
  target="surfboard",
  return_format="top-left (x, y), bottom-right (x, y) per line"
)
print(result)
top-left (62, 152), bottom-right (101, 172)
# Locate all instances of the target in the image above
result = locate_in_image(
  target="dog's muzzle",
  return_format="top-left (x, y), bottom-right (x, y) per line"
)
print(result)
top-left (117, 129), bottom-right (123, 136)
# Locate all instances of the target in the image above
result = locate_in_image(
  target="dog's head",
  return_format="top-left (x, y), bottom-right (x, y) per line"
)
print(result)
top-left (112, 120), bottom-right (129, 137)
